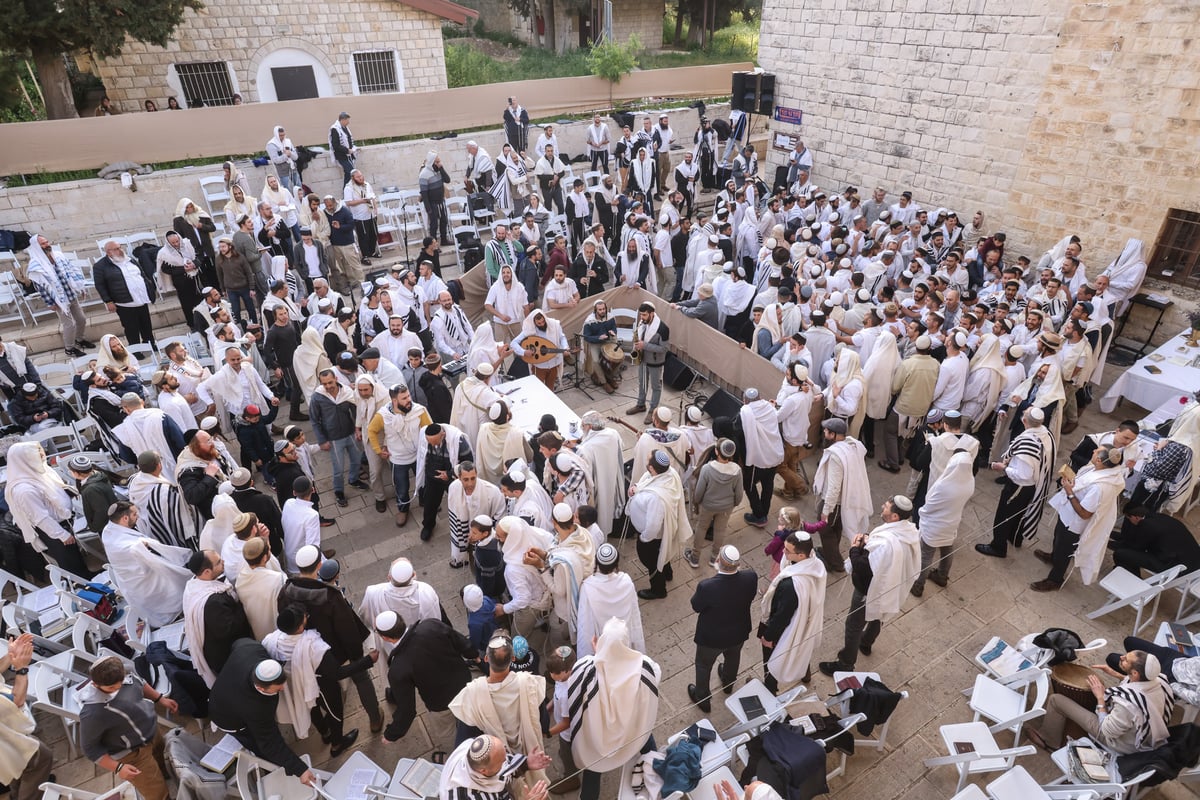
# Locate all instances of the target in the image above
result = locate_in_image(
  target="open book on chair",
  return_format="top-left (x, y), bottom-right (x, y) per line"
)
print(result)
top-left (978, 639), bottom-right (1034, 677)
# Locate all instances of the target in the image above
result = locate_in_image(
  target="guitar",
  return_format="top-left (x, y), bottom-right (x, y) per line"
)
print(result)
top-left (519, 334), bottom-right (576, 366)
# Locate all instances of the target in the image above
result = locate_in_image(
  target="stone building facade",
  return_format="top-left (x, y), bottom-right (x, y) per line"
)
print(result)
top-left (93, 0), bottom-right (477, 110)
top-left (758, 0), bottom-right (1200, 296)
top-left (463, 0), bottom-right (663, 52)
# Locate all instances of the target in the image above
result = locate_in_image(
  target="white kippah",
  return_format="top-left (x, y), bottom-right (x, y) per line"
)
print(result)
top-left (893, 495), bottom-right (914, 512)
top-left (1028, 407), bottom-right (1045, 422)
top-left (473, 514), bottom-right (494, 528)
top-left (745, 387), bottom-right (759, 401)
top-left (254, 659), bottom-right (284, 682)
top-left (686, 406), bottom-right (702, 423)
top-left (652, 450), bottom-right (670, 468)
top-left (463, 585), bottom-right (484, 613)
top-left (794, 530), bottom-right (812, 542)
top-left (953, 331), bottom-right (967, 348)
top-left (488, 401), bottom-right (503, 421)
top-left (390, 559), bottom-right (415, 584)
top-left (375, 610), bottom-right (399, 631)
top-left (655, 407), bottom-right (672, 423)
top-left (477, 363), bottom-right (495, 376)
top-left (916, 335), bottom-right (932, 350)
top-left (719, 545), bottom-right (741, 564)
top-left (294, 544), bottom-right (321, 569)
top-left (552, 502), bottom-right (574, 523)
top-left (1144, 652), bottom-right (1162, 680)
top-left (765, 237), bottom-right (777, 249)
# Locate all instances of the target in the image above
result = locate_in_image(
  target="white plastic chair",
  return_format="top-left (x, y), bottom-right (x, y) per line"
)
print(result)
top-left (199, 176), bottom-right (231, 216)
top-left (611, 307), bottom-right (638, 343)
top-left (968, 670), bottom-right (1050, 746)
top-left (1046, 738), bottom-right (1156, 800)
top-left (1087, 564), bottom-right (1186, 636)
top-left (29, 658), bottom-right (86, 757)
top-left (26, 424), bottom-right (80, 458)
top-left (925, 720), bottom-right (1037, 793)
top-left (1164, 569), bottom-right (1200, 625)
top-left (38, 780), bottom-right (139, 800)
top-left (988, 765), bottom-right (1100, 799)
top-left (0, 271), bottom-right (34, 326)
top-left (446, 196), bottom-right (471, 228)
top-left (829, 671), bottom-right (908, 751)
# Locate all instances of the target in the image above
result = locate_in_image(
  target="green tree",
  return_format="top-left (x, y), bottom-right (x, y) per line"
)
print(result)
top-left (587, 35), bottom-right (639, 105)
top-left (1, 0), bottom-right (204, 119)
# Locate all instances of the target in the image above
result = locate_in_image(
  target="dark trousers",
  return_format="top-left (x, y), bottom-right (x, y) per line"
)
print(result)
top-left (1105, 636), bottom-right (1183, 681)
top-left (1047, 519), bottom-right (1080, 584)
top-left (13, 741), bottom-right (53, 800)
top-left (114, 304), bottom-right (155, 347)
top-left (228, 288), bottom-right (257, 324)
top-left (350, 668), bottom-right (382, 726)
top-left (669, 264), bottom-right (686, 303)
top-left (1113, 549), bottom-right (1176, 578)
top-left (425, 200), bottom-right (449, 243)
top-left (279, 366), bottom-right (301, 409)
top-left (313, 669), bottom-right (346, 741)
top-left (837, 588), bottom-right (880, 667)
top-left (38, 530), bottom-right (92, 578)
top-left (742, 465), bottom-right (776, 521)
top-left (590, 150), bottom-right (610, 172)
top-left (336, 157), bottom-right (354, 184)
top-left (987, 480), bottom-right (1036, 555)
top-left (695, 642), bottom-right (743, 702)
top-left (355, 218), bottom-right (379, 260)
top-left (422, 478), bottom-right (450, 532)
top-left (636, 536), bottom-right (671, 596)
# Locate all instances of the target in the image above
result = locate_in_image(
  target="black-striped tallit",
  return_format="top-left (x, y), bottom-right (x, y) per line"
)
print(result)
top-left (1002, 427), bottom-right (1056, 545)
top-left (1105, 675), bottom-right (1174, 750)
top-left (565, 654), bottom-right (659, 742)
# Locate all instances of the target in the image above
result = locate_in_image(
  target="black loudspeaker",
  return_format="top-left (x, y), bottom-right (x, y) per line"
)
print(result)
top-left (773, 164), bottom-right (790, 194)
top-left (663, 353), bottom-right (695, 391)
top-left (730, 72), bottom-right (749, 113)
top-left (703, 388), bottom-right (743, 420)
top-left (756, 73), bottom-right (775, 116)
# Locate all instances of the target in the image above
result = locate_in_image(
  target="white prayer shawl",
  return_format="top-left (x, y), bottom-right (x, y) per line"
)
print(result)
top-left (199, 494), bottom-right (240, 553)
top-left (862, 333), bottom-right (900, 419)
top-left (568, 618), bottom-right (661, 773)
top-left (114, 408), bottom-right (177, 476)
top-left (812, 438), bottom-right (872, 540)
top-left (158, 389), bottom-right (198, 434)
top-left (98, 334), bottom-right (140, 373)
top-left (101, 522), bottom-right (192, 627)
top-left (825, 349), bottom-right (867, 437)
top-left (447, 478), bottom-right (506, 556)
top-left (739, 400), bottom-right (784, 468)
top-left (25, 234), bottom-right (86, 308)
top-left (449, 670), bottom-right (546, 756)
top-left (293, 326), bottom-right (331, 400)
top-left (919, 451), bottom-right (976, 548)
top-left (500, 517), bottom-right (555, 613)
top-left (414, 423), bottom-right (466, 491)
top-left (1101, 238), bottom-right (1148, 315)
top-left (236, 566), bottom-right (286, 640)
top-left (182, 577), bottom-right (236, 686)
top-left (575, 572), bottom-right (644, 658)
top-left (543, 526), bottom-right (593, 636)
top-left (862, 520), bottom-right (922, 622)
top-left (761, 557), bottom-right (827, 684)
top-left (962, 334), bottom-right (1007, 427)
top-left (629, 468), bottom-right (690, 570)
top-left (4, 442), bottom-right (75, 550)
top-left (928, 432), bottom-right (980, 487)
top-left (451, 376), bottom-right (500, 448)
top-left (476, 422), bottom-right (531, 485)
top-left (127, 471), bottom-right (199, 547)
top-left (0, 342), bottom-right (30, 389)
top-left (359, 580), bottom-right (443, 656)
top-left (1051, 463), bottom-right (1126, 585)
top-left (751, 303), bottom-right (785, 356)
top-left (0, 688), bottom-right (38, 785)
top-left (630, 428), bottom-right (690, 485)
top-left (262, 629), bottom-right (329, 739)
top-left (201, 363), bottom-right (270, 419)
top-left (576, 427), bottom-right (626, 534)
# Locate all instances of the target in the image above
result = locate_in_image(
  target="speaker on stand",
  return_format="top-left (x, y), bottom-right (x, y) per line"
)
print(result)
top-left (702, 388), bottom-right (743, 420)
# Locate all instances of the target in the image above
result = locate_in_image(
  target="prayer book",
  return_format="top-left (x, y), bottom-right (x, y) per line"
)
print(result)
top-left (738, 695), bottom-right (767, 719)
top-left (978, 639), bottom-right (1033, 677)
top-left (400, 759), bottom-right (441, 798)
top-left (199, 734), bottom-right (242, 772)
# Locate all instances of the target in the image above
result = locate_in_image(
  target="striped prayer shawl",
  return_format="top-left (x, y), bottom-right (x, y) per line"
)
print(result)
top-left (1105, 675), bottom-right (1174, 750)
top-left (141, 481), bottom-right (201, 549)
top-left (445, 753), bottom-right (526, 800)
top-left (1003, 429), bottom-right (1055, 545)
top-left (566, 655), bottom-right (659, 742)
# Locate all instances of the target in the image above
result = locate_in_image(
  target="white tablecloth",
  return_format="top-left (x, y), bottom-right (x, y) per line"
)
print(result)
top-left (1099, 329), bottom-right (1200, 414)
top-left (493, 375), bottom-right (581, 435)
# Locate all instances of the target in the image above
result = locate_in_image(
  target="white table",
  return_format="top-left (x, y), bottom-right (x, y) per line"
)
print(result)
top-left (493, 374), bottom-right (581, 435)
top-left (1100, 330), bottom-right (1200, 413)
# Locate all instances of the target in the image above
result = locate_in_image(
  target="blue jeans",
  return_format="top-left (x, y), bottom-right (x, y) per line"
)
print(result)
top-left (327, 436), bottom-right (362, 493)
top-left (228, 288), bottom-right (257, 324)
top-left (391, 461), bottom-right (416, 512)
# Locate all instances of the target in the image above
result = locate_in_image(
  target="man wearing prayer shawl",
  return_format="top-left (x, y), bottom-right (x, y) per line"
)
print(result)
top-left (476, 401), bottom-right (533, 485)
top-left (576, 543), bottom-right (643, 658)
top-left (961, 333), bottom-right (1007, 436)
top-left (1099, 238), bottom-right (1148, 318)
top-left (629, 406), bottom-right (691, 486)
top-left (976, 407), bottom-right (1056, 558)
top-left (628, 450), bottom-right (691, 600)
top-left (525, 503), bottom-right (595, 639)
top-left (738, 388), bottom-right (784, 527)
top-left (493, 516), bottom-right (555, 624)
top-left (911, 450), bottom-right (974, 597)
top-left (127, 451), bottom-right (200, 549)
top-left (235, 537), bottom-right (286, 640)
top-left (575, 413), bottom-right (626, 535)
top-left (4, 441), bottom-right (91, 578)
top-left (113, 392), bottom-right (185, 476)
top-left (450, 637), bottom-right (548, 793)
top-left (811, 418), bottom-right (872, 572)
top-left (1029, 650), bottom-right (1173, 755)
top-left (102, 502), bottom-right (191, 627)
top-left (759, 533), bottom-right (826, 692)
top-left (567, 618), bottom-right (661, 800)
top-left (359, 557), bottom-right (445, 659)
top-left (182, 550), bottom-right (252, 687)
top-left (820, 495), bottom-right (921, 676)
top-left (1031, 445), bottom-right (1128, 592)
top-left (452, 365), bottom-right (501, 448)
top-left (446, 463), bottom-right (506, 569)
top-left (501, 462), bottom-right (554, 530)
top-left (25, 232), bottom-right (90, 356)
top-left (438, 734), bottom-right (550, 800)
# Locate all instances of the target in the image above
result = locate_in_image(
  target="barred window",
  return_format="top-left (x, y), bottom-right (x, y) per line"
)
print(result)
top-left (1149, 209), bottom-right (1200, 288)
top-left (352, 50), bottom-right (401, 94)
top-left (174, 61), bottom-right (236, 107)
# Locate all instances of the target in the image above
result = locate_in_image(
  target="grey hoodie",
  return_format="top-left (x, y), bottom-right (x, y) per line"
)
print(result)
top-left (79, 679), bottom-right (157, 762)
top-left (693, 459), bottom-right (744, 511)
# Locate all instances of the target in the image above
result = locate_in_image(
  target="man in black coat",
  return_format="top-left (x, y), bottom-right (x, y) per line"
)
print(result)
top-left (688, 544), bottom-right (758, 712)
top-left (375, 612), bottom-right (477, 742)
top-left (185, 550), bottom-right (253, 681)
top-left (209, 638), bottom-right (315, 785)
top-left (277, 547), bottom-right (384, 733)
top-left (419, 354), bottom-right (454, 423)
top-left (230, 468), bottom-right (286, 571)
top-left (1112, 505), bottom-right (1200, 577)
top-left (94, 240), bottom-right (158, 346)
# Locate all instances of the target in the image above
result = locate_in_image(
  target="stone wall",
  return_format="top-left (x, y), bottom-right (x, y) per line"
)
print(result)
top-left (463, 0), bottom-right (662, 50)
top-left (93, 0), bottom-right (450, 110)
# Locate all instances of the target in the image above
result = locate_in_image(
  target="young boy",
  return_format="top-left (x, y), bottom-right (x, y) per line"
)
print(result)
top-left (235, 403), bottom-right (276, 486)
top-left (464, 584), bottom-right (496, 671)
top-left (547, 645), bottom-right (579, 793)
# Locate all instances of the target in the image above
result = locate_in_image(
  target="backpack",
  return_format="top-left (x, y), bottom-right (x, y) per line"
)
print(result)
top-left (77, 582), bottom-right (120, 624)
top-left (1032, 627), bottom-right (1086, 665)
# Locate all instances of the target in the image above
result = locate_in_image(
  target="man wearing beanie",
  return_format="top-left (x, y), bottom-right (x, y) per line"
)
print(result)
top-left (575, 543), bottom-right (643, 658)
top-left (691, 544), bottom-right (759, 711)
top-left (820, 495), bottom-right (920, 676)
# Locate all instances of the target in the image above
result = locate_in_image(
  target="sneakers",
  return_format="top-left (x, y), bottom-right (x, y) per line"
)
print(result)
top-left (684, 549), bottom-right (700, 569)
top-left (75, 338), bottom-right (96, 348)
top-left (708, 556), bottom-right (718, 569)
top-left (348, 480), bottom-right (368, 491)
top-left (625, 404), bottom-right (647, 416)
top-left (335, 491), bottom-right (348, 507)
top-left (65, 346), bottom-right (86, 357)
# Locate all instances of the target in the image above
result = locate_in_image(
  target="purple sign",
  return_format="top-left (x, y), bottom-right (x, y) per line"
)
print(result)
top-left (773, 106), bottom-right (803, 125)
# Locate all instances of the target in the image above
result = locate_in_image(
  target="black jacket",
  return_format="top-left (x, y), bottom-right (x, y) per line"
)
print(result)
top-left (179, 466), bottom-right (222, 520)
top-left (93, 255), bottom-right (158, 305)
top-left (419, 370), bottom-right (453, 423)
top-left (272, 460), bottom-right (306, 506)
top-left (201, 591), bottom-right (253, 679)
top-left (384, 618), bottom-right (476, 740)
top-left (692, 569), bottom-right (758, 648)
top-left (210, 639), bottom-right (308, 776)
top-left (757, 573), bottom-right (799, 645)
top-left (232, 486), bottom-right (285, 568)
top-left (1116, 513), bottom-right (1200, 573)
top-left (8, 386), bottom-right (63, 430)
top-left (278, 576), bottom-right (370, 664)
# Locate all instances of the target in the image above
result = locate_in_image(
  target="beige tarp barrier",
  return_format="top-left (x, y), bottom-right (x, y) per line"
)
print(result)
top-left (0, 63), bottom-right (750, 175)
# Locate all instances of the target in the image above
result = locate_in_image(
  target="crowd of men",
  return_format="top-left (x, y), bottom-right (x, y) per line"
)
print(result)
top-left (6, 104), bottom-right (1200, 800)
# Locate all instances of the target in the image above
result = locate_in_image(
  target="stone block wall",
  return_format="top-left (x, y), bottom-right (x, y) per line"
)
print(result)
top-left (93, 0), bottom-right (450, 110)
top-left (462, 0), bottom-right (662, 50)
top-left (611, 0), bottom-right (665, 51)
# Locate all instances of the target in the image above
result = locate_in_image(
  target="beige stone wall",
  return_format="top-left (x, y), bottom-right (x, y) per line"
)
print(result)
top-left (93, 0), bottom-right (450, 109)
top-left (610, 0), bottom-right (664, 51)
top-left (462, 0), bottom-right (662, 50)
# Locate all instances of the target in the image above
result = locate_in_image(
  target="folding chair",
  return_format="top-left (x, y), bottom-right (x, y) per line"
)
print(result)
top-left (29, 657), bottom-right (87, 757)
top-left (0, 261), bottom-right (30, 326)
top-left (1086, 564), bottom-right (1186, 636)
top-left (988, 765), bottom-right (1100, 800)
top-left (968, 670), bottom-right (1050, 747)
top-left (925, 720), bottom-right (1037, 793)
top-left (828, 671), bottom-right (908, 751)
top-left (611, 307), bottom-right (639, 343)
top-left (1045, 737), bottom-right (1155, 800)
top-left (1165, 569), bottom-right (1200, 625)
top-left (198, 176), bottom-right (231, 217)
top-left (37, 781), bottom-right (139, 800)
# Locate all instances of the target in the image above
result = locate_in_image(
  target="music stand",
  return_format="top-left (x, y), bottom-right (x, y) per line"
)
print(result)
top-left (567, 334), bottom-right (595, 400)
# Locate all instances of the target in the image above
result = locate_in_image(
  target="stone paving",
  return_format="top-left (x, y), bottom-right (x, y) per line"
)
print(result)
top-left (16, 328), bottom-right (1200, 800)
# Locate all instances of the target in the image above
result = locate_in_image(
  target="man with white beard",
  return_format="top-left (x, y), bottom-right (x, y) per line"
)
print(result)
top-left (575, 412), bottom-right (626, 535)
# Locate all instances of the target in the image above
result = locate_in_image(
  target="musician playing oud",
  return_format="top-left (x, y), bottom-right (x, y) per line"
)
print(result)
top-left (512, 309), bottom-right (570, 391)
top-left (625, 302), bottom-right (670, 425)
top-left (582, 300), bottom-right (621, 394)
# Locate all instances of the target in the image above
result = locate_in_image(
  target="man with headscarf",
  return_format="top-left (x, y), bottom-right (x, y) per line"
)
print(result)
top-left (760, 531), bottom-right (826, 692)
top-left (1031, 444), bottom-right (1128, 592)
top-left (811, 418), bottom-right (872, 572)
top-left (451, 364), bottom-right (500, 451)
top-left (127, 450), bottom-right (200, 548)
top-left (101, 500), bottom-right (191, 626)
top-left (4, 442), bottom-right (91, 577)
top-left (156, 229), bottom-right (205, 328)
top-left (738, 387), bottom-right (784, 527)
top-left (687, 544), bottom-right (759, 710)
top-left (0, 336), bottom-right (41, 405)
top-left (1029, 649), bottom-right (1173, 755)
top-left (25, 233), bottom-right (89, 356)
top-left (500, 464), bottom-right (554, 531)
top-left (431, 290), bottom-right (475, 365)
top-left (266, 125), bottom-right (299, 188)
top-left (567, 618), bottom-right (661, 800)
top-left (439, 733), bottom-right (550, 800)
top-left (819, 495), bottom-right (921, 675)
top-left (1099, 238), bottom-right (1148, 318)
top-left (628, 450), bottom-right (690, 600)
top-left (494, 515), bottom-right (555, 625)
top-left (182, 549), bottom-right (253, 687)
top-left (976, 407), bottom-right (1055, 558)
top-left (911, 450), bottom-right (974, 597)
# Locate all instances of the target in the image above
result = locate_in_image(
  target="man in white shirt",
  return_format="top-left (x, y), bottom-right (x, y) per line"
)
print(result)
top-left (374, 315), bottom-right (423, 369)
top-left (542, 267), bottom-right (579, 311)
top-left (343, 169), bottom-right (380, 264)
top-left (534, 145), bottom-right (566, 214)
top-left (151, 370), bottom-right (198, 434)
top-left (586, 114), bottom-right (610, 172)
top-left (97, 240), bottom-right (157, 347)
top-left (889, 191), bottom-right (918, 225)
top-left (281, 476), bottom-right (322, 574)
top-left (534, 124), bottom-right (560, 162)
top-left (430, 291), bottom-right (475, 362)
top-left (651, 114), bottom-right (674, 198)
